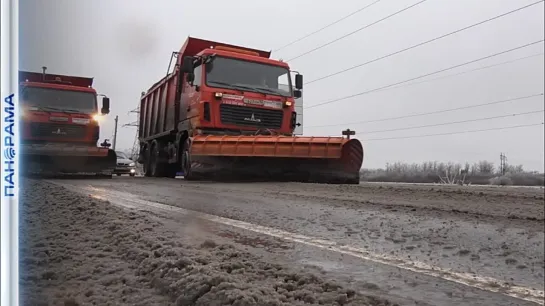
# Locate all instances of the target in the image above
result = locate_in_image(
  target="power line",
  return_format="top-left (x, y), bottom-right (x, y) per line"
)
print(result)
top-left (306, 54), bottom-right (544, 125)
top-left (124, 107), bottom-right (140, 127)
top-left (373, 52), bottom-right (545, 93)
top-left (123, 105), bottom-right (141, 160)
top-left (307, 93), bottom-right (544, 128)
top-left (123, 121), bottom-right (139, 127)
top-left (286, 0), bottom-right (428, 62)
top-left (274, 0), bottom-right (382, 52)
top-left (363, 122), bottom-right (544, 141)
top-left (360, 109), bottom-right (544, 134)
top-left (306, 0), bottom-right (545, 85)
top-left (305, 39), bottom-right (545, 110)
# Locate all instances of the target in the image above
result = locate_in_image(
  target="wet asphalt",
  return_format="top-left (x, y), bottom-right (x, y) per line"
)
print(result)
top-left (51, 176), bottom-right (545, 306)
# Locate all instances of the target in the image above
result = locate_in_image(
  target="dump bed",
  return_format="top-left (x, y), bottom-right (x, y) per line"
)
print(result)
top-left (139, 73), bottom-right (178, 140)
top-left (175, 36), bottom-right (270, 66)
top-left (19, 70), bottom-right (94, 88)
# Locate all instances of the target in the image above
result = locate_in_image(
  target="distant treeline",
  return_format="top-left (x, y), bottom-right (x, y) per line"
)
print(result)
top-left (361, 160), bottom-right (545, 186)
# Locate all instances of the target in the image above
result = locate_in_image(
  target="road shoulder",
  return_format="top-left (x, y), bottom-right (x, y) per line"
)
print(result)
top-left (20, 179), bottom-right (394, 306)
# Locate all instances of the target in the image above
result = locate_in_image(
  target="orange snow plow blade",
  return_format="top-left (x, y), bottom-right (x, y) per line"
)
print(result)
top-left (187, 135), bottom-right (364, 184)
top-left (21, 143), bottom-right (117, 177)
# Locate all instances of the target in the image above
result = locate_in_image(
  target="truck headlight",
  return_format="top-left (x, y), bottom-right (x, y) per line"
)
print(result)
top-left (93, 114), bottom-right (103, 122)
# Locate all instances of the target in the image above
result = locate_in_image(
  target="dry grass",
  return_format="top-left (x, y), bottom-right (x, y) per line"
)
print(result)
top-left (361, 161), bottom-right (544, 186)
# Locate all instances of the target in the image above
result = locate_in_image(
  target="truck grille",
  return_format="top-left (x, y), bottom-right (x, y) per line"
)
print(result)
top-left (219, 104), bottom-right (283, 129)
top-left (29, 123), bottom-right (87, 139)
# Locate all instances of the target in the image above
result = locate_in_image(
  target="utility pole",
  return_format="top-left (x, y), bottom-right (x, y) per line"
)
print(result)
top-left (123, 106), bottom-right (141, 161)
top-left (113, 115), bottom-right (119, 150)
top-left (500, 153), bottom-right (507, 175)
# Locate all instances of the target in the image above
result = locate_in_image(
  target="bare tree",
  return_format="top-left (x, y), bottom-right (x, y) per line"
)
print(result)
top-left (477, 160), bottom-right (494, 174)
top-left (505, 164), bottom-right (524, 174)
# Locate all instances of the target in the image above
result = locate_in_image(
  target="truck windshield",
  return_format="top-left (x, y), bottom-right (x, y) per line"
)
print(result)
top-left (21, 86), bottom-right (97, 114)
top-left (205, 56), bottom-right (292, 97)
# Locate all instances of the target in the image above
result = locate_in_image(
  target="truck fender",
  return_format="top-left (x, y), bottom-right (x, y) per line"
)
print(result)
top-left (177, 121), bottom-right (190, 132)
top-left (175, 131), bottom-right (189, 156)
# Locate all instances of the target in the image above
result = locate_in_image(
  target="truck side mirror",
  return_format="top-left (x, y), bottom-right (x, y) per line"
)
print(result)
top-left (181, 56), bottom-right (194, 73)
top-left (101, 97), bottom-right (110, 114)
top-left (295, 74), bottom-right (303, 90)
top-left (100, 139), bottom-right (111, 148)
top-left (294, 90), bottom-right (302, 98)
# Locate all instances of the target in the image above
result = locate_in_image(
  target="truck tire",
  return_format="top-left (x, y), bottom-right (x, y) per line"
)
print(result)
top-left (143, 145), bottom-right (152, 177)
top-left (181, 139), bottom-right (196, 180)
top-left (143, 163), bottom-right (151, 177)
top-left (149, 141), bottom-right (164, 177)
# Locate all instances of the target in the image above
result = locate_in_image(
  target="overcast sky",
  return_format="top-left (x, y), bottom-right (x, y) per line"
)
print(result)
top-left (19, 0), bottom-right (545, 171)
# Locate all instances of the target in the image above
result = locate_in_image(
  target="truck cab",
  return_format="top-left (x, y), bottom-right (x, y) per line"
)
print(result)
top-left (19, 69), bottom-right (110, 145)
top-left (173, 39), bottom-right (303, 137)
top-left (19, 68), bottom-right (117, 177)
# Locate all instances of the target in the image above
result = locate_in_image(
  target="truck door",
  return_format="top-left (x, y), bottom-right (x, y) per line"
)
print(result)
top-left (179, 63), bottom-right (202, 131)
top-left (294, 89), bottom-right (303, 135)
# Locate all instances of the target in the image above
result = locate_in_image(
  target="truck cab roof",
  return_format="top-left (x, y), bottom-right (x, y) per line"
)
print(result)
top-left (177, 36), bottom-right (271, 60)
top-left (19, 70), bottom-right (94, 88)
top-left (176, 37), bottom-right (289, 69)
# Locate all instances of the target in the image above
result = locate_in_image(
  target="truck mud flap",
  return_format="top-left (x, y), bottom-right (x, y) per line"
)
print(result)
top-left (186, 135), bottom-right (364, 184)
top-left (21, 144), bottom-right (117, 177)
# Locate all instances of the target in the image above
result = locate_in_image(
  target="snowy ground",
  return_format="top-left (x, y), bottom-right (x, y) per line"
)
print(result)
top-left (20, 179), bottom-right (394, 306)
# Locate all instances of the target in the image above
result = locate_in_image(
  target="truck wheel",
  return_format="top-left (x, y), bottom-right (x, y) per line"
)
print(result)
top-left (143, 145), bottom-right (152, 177)
top-left (150, 140), bottom-right (167, 177)
top-left (143, 163), bottom-right (151, 177)
top-left (181, 139), bottom-right (195, 180)
top-left (149, 142), bottom-right (160, 177)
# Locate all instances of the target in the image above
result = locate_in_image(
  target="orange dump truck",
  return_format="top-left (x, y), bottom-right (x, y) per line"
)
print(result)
top-left (19, 67), bottom-right (116, 177)
top-left (137, 37), bottom-right (363, 184)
